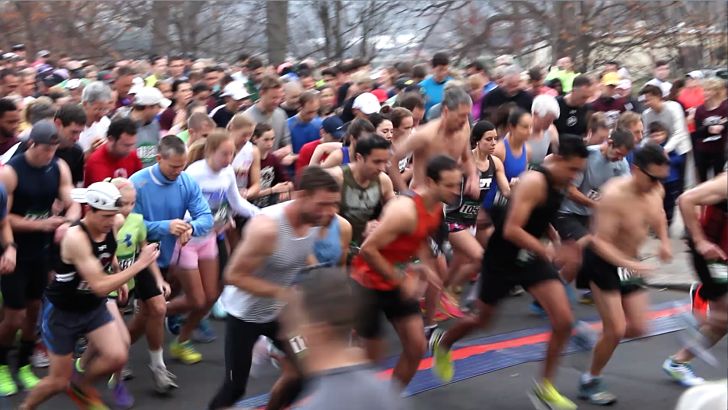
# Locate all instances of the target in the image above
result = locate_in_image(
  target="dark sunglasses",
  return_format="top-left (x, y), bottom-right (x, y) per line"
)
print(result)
top-left (638, 166), bottom-right (664, 183)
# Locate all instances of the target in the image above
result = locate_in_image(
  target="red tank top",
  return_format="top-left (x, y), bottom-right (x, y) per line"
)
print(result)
top-left (351, 192), bottom-right (443, 291)
top-left (701, 202), bottom-right (728, 252)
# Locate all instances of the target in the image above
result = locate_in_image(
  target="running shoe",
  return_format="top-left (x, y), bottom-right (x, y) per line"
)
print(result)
top-left (428, 328), bottom-right (454, 383)
top-left (529, 301), bottom-right (547, 318)
top-left (0, 365), bottom-right (17, 396)
top-left (165, 315), bottom-right (183, 336)
top-left (17, 365), bottom-right (40, 390)
top-left (211, 298), bottom-right (227, 320)
top-left (528, 380), bottom-right (577, 410)
top-left (509, 285), bottom-right (525, 296)
top-left (579, 291), bottom-right (594, 305)
top-left (662, 358), bottom-right (705, 387)
top-left (31, 342), bottom-right (50, 368)
top-left (148, 364), bottom-right (178, 393)
top-left (67, 383), bottom-right (109, 410)
top-left (191, 318), bottom-right (217, 343)
top-left (121, 365), bottom-right (134, 381)
top-left (578, 376), bottom-right (617, 405)
top-left (572, 320), bottom-right (598, 351)
top-left (111, 380), bottom-right (134, 409)
top-left (170, 339), bottom-right (202, 364)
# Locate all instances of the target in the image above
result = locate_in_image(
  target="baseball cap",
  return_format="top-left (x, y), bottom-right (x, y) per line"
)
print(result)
top-left (353, 92), bottom-right (381, 115)
top-left (133, 87), bottom-right (171, 108)
top-left (371, 89), bottom-right (388, 103)
top-left (601, 72), bottom-right (620, 86)
top-left (37, 50), bottom-right (50, 58)
top-left (321, 116), bottom-right (346, 139)
top-left (221, 81), bottom-right (250, 100)
top-left (71, 182), bottom-right (122, 211)
top-left (616, 79), bottom-right (632, 90)
top-left (29, 120), bottom-right (60, 145)
top-left (11, 44), bottom-right (24, 52)
top-left (686, 70), bottom-right (704, 80)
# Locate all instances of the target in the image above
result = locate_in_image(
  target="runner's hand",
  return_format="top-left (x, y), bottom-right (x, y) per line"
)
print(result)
top-left (398, 273), bottom-right (419, 300)
top-left (466, 177), bottom-right (480, 199)
top-left (625, 260), bottom-right (655, 277)
top-left (169, 219), bottom-right (191, 236)
top-left (363, 220), bottom-right (380, 238)
top-left (178, 228), bottom-right (193, 246)
top-left (44, 216), bottom-right (67, 232)
top-left (0, 246), bottom-right (16, 274)
top-left (118, 284), bottom-right (129, 305)
top-left (695, 239), bottom-right (728, 261)
top-left (158, 280), bottom-right (171, 298)
top-left (138, 243), bottom-right (160, 267)
top-left (658, 240), bottom-right (673, 263)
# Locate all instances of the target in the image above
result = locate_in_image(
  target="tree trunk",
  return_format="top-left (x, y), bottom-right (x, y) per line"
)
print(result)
top-left (333, 0), bottom-right (343, 59)
top-left (151, 0), bottom-right (170, 55)
top-left (317, 1), bottom-right (331, 60)
top-left (266, 0), bottom-right (288, 66)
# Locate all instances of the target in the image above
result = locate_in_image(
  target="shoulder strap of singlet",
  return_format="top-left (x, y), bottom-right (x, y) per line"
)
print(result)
top-left (486, 155), bottom-right (496, 176)
top-left (341, 146), bottom-right (350, 164)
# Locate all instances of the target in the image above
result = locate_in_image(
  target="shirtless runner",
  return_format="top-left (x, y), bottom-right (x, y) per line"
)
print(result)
top-left (576, 142), bottom-right (673, 405)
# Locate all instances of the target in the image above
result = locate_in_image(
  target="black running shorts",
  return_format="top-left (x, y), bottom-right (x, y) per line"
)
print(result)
top-left (479, 252), bottom-right (561, 306)
top-left (576, 248), bottom-right (645, 295)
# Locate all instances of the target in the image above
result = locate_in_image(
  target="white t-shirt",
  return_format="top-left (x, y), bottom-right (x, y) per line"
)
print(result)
top-left (185, 159), bottom-right (259, 221)
top-left (79, 116), bottom-right (111, 151)
top-left (231, 141), bottom-right (256, 189)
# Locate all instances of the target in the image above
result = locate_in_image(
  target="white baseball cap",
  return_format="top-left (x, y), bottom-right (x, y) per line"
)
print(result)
top-left (353, 92), bottom-right (381, 115)
top-left (221, 81), bottom-right (250, 100)
top-left (71, 182), bottom-right (122, 211)
top-left (133, 87), bottom-right (171, 108)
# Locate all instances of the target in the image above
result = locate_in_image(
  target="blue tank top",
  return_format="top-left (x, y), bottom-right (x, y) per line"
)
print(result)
top-left (482, 137), bottom-right (527, 209)
top-left (314, 216), bottom-right (341, 266)
top-left (341, 146), bottom-right (350, 165)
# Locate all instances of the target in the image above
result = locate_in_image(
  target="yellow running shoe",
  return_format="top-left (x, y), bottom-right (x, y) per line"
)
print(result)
top-left (170, 339), bottom-right (202, 364)
top-left (429, 328), bottom-right (454, 383)
top-left (0, 365), bottom-right (17, 396)
top-left (17, 365), bottom-right (39, 390)
top-left (529, 379), bottom-right (577, 410)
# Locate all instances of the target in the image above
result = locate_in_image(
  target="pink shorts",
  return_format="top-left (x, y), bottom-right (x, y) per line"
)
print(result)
top-left (172, 234), bottom-right (218, 270)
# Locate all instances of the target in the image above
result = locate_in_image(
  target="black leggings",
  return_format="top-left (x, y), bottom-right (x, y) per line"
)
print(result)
top-left (208, 315), bottom-right (302, 409)
top-left (695, 149), bottom-right (726, 183)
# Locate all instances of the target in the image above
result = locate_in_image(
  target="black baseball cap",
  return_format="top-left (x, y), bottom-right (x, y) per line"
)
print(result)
top-left (29, 120), bottom-right (60, 145)
top-left (321, 116), bottom-right (346, 139)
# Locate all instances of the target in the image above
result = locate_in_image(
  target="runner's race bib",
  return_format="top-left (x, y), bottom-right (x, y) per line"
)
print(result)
top-left (617, 267), bottom-right (645, 287)
top-left (707, 262), bottom-right (727, 284)
top-left (586, 189), bottom-right (601, 201)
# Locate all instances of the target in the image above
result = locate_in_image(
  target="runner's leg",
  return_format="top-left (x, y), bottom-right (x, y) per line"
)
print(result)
top-left (588, 284), bottom-right (626, 377)
top-left (529, 279), bottom-right (574, 381)
top-left (390, 314), bottom-right (428, 386)
top-left (19, 352), bottom-right (73, 409)
top-left (77, 320), bottom-right (129, 391)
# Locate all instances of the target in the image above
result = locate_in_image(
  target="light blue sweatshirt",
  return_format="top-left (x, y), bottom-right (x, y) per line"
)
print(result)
top-left (130, 164), bottom-right (213, 268)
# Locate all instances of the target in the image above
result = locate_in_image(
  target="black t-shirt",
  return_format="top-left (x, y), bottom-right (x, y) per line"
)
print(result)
top-left (211, 105), bottom-right (235, 128)
top-left (337, 82), bottom-right (352, 108)
top-left (15, 140), bottom-right (84, 185)
top-left (554, 96), bottom-right (591, 137)
top-left (479, 88), bottom-right (533, 122)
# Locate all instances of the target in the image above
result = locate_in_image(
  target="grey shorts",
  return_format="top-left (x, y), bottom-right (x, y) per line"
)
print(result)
top-left (40, 298), bottom-right (113, 356)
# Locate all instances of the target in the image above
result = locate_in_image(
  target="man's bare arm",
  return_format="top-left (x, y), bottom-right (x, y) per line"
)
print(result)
top-left (387, 130), bottom-right (427, 192)
top-left (679, 172), bottom-right (728, 244)
top-left (223, 215), bottom-right (285, 299)
top-left (502, 171), bottom-right (550, 260)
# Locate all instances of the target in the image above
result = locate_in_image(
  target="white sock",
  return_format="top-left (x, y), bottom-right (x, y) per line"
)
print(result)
top-left (149, 349), bottom-right (165, 368)
top-left (581, 373), bottom-right (598, 384)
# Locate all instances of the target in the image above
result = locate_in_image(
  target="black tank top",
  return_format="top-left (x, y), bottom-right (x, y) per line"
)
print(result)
top-left (6, 154), bottom-right (60, 255)
top-left (486, 165), bottom-right (564, 266)
top-left (445, 156), bottom-right (496, 225)
top-left (46, 222), bottom-right (117, 312)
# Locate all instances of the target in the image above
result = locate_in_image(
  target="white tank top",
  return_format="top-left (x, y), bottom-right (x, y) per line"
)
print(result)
top-left (232, 141), bottom-right (255, 189)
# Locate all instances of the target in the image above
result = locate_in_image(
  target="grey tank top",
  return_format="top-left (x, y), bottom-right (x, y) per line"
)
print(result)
top-left (221, 201), bottom-right (317, 323)
top-left (527, 128), bottom-right (552, 166)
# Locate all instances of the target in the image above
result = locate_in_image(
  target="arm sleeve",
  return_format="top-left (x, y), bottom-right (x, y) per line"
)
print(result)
top-left (225, 169), bottom-right (259, 218)
top-left (184, 177), bottom-right (214, 237)
top-left (132, 180), bottom-right (171, 241)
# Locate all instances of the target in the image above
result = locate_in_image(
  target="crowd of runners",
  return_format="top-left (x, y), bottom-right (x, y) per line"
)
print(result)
top-left (0, 45), bottom-right (724, 409)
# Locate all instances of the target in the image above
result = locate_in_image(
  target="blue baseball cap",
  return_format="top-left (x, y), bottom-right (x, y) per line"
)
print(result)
top-left (321, 116), bottom-right (346, 139)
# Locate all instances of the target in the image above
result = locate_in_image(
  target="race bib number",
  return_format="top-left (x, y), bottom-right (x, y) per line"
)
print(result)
top-left (24, 211), bottom-right (49, 221)
top-left (707, 262), bottom-right (728, 284)
top-left (617, 267), bottom-right (645, 286)
top-left (289, 335), bottom-right (307, 355)
top-left (76, 280), bottom-right (93, 292)
top-left (459, 203), bottom-right (479, 217)
top-left (118, 256), bottom-right (135, 271)
top-left (586, 189), bottom-right (601, 201)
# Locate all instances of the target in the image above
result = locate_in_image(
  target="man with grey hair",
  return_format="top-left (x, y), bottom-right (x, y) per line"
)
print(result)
top-left (479, 64), bottom-right (533, 122)
top-left (79, 81), bottom-right (112, 152)
top-left (529, 94), bottom-right (561, 165)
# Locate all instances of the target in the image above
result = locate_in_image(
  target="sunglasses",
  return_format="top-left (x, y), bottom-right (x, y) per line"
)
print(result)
top-left (638, 166), bottom-right (664, 183)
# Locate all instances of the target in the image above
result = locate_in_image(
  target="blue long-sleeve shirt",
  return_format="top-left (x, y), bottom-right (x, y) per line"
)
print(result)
top-left (130, 164), bottom-right (213, 268)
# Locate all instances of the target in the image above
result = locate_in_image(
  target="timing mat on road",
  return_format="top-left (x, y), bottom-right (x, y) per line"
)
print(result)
top-left (239, 300), bottom-right (690, 408)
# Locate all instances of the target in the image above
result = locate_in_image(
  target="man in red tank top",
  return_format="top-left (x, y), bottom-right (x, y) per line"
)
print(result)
top-left (350, 155), bottom-right (461, 388)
